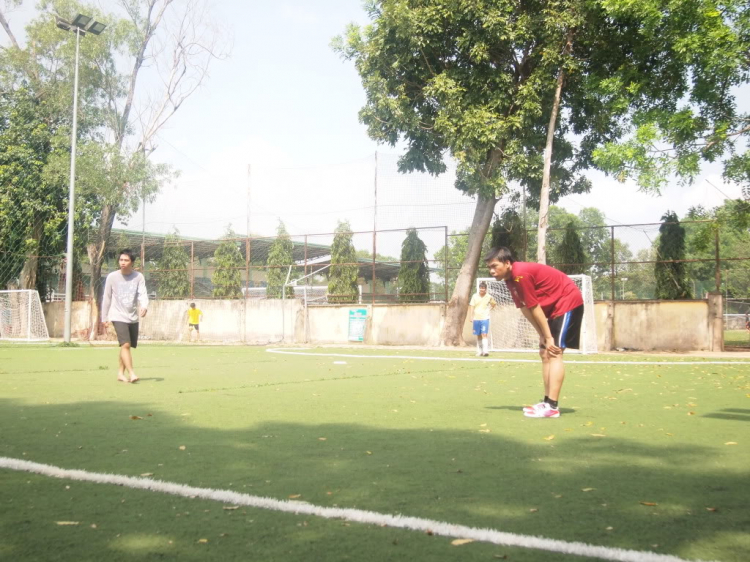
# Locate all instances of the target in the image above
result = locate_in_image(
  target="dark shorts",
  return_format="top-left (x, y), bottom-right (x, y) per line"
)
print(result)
top-left (112, 321), bottom-right (139, 348)
top-left (189, 323), bottom-right (200, 332)
top-left (548, 304), bottom-right (584, 350)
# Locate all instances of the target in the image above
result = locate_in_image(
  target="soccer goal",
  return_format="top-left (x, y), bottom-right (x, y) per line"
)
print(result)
top-left (0, 290), bottom-right (50, 342)
top-left (476, 275), bottom-right (598, 354)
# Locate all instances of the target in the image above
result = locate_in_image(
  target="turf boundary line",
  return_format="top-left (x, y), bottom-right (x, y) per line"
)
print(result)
top-left (267, 348), bottom-right (750, 365)
top-left (0, 457), bottom-right (712, 562)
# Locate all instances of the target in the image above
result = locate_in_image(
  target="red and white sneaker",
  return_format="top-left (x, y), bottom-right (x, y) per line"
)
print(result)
top-left (523, 401), bottom-right (546, 414)
top-left (524, 403), bottom-right (560, 418)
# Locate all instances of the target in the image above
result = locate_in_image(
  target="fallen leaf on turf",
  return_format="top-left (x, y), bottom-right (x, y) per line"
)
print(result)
top-left (706, 507), bottom-right (718, 512)
top-left (640, 501), bottom-right (658, 506)
top-left (543, 435), bottom-right (555, 441)
top-left (140, 473), bottom-right (154, 477)
top-left (724, 442), bottom-right (738, 445)
top-left (56, 521), bottom-right (79, 525)
top-left (451, 539), bottom-right (473, 546)
top-left (178, 445), bottom-right (186, 450)
top-left (130, 416), bottom-right (143, 420)
top-left (581, 488), bottom-right (595, 492)
top-left (480, 423), bottom-right (487, 427)
top-left (90, 524), bottom-right (97, 529)
top-left (584, 421), bottom-right (593, 426)
top-left (288, 494), bottom-right (301, 499)
top-left (479, 429), bottom-right (491, 433)
top-left (222, 506), bottom-right (239, 511)
top-left (318, 437), bottom-right (327, 441)
top-left (687, 412), bottom-right (695, 416)
top-left (529, 508), bottom-right (538, 513)
top-left (366, 451), bottom-right (372, 455)
top-left (591, 434), bottom-right (607, 437)
top-left (198, 538), bottom-right (208, 543)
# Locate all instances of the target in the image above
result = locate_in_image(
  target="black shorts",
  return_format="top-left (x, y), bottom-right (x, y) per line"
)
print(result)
top-left (548, 304), bottom-right (584, 350)
top-left (189, 323), bottom-right (200, 332)
top-left (112, 321), bottom-right (139, 348)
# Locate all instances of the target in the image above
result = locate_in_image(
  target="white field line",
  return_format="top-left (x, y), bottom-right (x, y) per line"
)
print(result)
top-left (0, 457), bottom-right (713, 562)
top-left (267, 348), bottom-right (750, 366)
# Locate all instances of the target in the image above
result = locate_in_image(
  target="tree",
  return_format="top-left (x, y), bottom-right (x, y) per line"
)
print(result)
top-left (156, 230), bottom-right (189, 298)
top-left (685, 201), bottom-right (750, 298)
top-left (592, 1), bottom-right (749, 200)
top-left (328, 220), bottom-right (358, 304)
top-left (397, 228), bottom-right (430, 302)
top-left (334, 0), bottom-right (701, 344)
top-left (655, 211), bottom-right (692, 299)
top-left (266, 221), bottom-right (294, 299)
top-left (0, 87), bottom-right (68, 291)
top-left (0, 1), bottom-right (228, 337)
top-left (212, 227), bottom-right (243, 299)
top-left (490, 209), bottom-right (527, 256)
top-left (554, 222), bottom-right (586, 275)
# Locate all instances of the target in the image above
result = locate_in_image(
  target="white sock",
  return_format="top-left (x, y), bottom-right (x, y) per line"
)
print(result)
top-left (481, 338), bottom-right (488, 354)
top-left (476, 340), bottom-right (482, 353)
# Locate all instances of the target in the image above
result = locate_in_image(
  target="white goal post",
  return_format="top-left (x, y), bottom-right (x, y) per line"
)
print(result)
top-left (476, 275), bottom-right (597, 354)
top-left (0, 290), bottom-right (50, 342)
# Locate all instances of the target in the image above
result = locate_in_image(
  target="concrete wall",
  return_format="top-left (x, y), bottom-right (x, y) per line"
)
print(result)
top-left (306, 304), bottom-right (445, 346)
top-left (594, 298), bottom-right (722, 352)
top-left (44, 298), bottom-right (723, 352)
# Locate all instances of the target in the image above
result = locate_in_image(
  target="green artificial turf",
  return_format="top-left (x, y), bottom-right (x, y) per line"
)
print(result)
top-left (1, 344), bottom-right (748, 561)
top-left (724, 330), bottom-right (750, 348)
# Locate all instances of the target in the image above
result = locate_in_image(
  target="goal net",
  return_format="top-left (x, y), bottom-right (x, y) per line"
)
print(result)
top-left (476, 275), bottom-right (597, 354)
top-left (0, 290), bottom-right (50, 342)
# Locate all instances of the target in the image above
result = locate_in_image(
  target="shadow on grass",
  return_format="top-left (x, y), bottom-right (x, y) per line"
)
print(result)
top-left (703, 408), bottom-right (750, 422)
top-left (485, 405), bottom-right (577, 415)
top-left (0, 397), bottom-right (748, 562)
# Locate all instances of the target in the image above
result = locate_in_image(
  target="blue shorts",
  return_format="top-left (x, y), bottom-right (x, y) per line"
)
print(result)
top-left (473, 319), bottom-right (490, 336)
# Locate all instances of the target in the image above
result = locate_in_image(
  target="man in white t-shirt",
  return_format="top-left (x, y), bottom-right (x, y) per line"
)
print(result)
top-left (101, 249), bottom-right (149, 383)
top-left (469, 282), bottom-right (496, 356)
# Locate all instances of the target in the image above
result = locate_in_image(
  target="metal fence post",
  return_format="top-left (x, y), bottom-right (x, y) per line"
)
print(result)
top-left (610, 226), bottom-right (615, 301)
top-left (714, 225), bottom-right (721, 292)
top-left (190, 241), bottom-right (194, 299)
top-left (444, 226), bottom-right (449, 303)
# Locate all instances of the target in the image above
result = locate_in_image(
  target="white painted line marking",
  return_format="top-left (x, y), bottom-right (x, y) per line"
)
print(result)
top-left (0, 457), bottom-right (712, 562)
top-left (267, 348), bottom-right (750, 366)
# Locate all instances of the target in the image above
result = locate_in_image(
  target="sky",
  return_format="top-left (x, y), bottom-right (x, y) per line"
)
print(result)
top-left (1, 0), bottom-right (746, 256)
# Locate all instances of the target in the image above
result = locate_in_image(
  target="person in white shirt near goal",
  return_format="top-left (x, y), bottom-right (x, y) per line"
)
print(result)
top-left (469, 281), bottom-right (496, 357)
top-left (101, 249), bottom-right (149, 383)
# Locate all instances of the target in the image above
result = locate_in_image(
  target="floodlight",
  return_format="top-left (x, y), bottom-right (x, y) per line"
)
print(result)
top-left (71, 14), bottom-right (92, 28)
top-left (55, 16), bottom-right (71, 31)
top-left (87, 21), bottom-right (106, 35)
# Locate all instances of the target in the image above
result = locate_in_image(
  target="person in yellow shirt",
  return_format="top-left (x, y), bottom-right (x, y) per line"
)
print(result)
top-left (187, 303), bottom-right (203, 341)
top-left (469, 282), bottom-right (496, 356)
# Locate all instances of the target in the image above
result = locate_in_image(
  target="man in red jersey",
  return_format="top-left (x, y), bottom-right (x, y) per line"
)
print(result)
top-left (485, 247), bottom-right (584, 418)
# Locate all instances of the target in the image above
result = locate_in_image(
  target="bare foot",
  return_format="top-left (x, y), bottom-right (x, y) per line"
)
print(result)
top-left (117, 374), bottom-right (128, 383)
top-left (129, 375), bottom-right (139, 384)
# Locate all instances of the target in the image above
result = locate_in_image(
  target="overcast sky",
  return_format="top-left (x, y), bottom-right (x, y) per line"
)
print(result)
top-left (2, 0), bottom-right (745, 256)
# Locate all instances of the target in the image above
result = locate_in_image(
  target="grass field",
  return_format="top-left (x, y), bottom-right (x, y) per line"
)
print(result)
top-left (1, 344), bottom-right (749, 562)
top-left (724, 330), bottom-right (750, 348)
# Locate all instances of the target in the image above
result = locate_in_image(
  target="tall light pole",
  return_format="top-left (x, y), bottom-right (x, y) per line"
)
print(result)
top-left (57, 14), bottom-right (106, 343)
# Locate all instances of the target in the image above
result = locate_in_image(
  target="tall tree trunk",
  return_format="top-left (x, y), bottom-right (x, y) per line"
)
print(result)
top-left (86, 204), bottom-right (116, 341)
top-left (19, 219), bottom-right (44, 290)
top-left (538, 29), bottom-right (573, 264)
top-left (441, 192), bottom-right (498, 346)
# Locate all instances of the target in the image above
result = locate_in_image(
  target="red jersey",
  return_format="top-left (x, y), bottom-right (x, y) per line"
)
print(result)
top-left (505, 262), bottom-right (583, 318)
